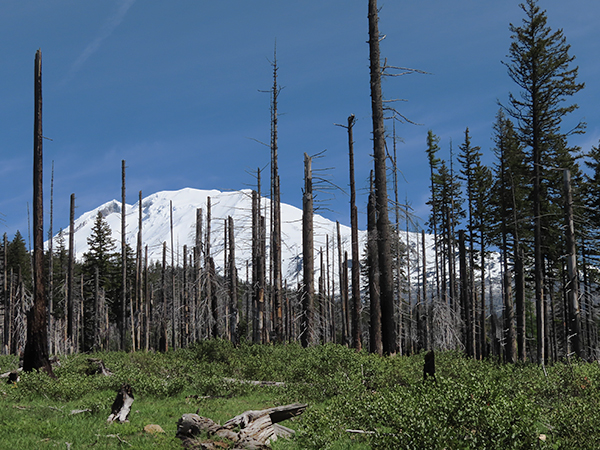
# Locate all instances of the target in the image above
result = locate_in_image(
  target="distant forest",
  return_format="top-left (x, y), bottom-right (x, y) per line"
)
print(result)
top-left (5, 0), bottom-right (600, 372)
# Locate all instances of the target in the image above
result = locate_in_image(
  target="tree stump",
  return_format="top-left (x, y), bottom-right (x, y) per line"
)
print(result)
top-left (107, 384), bottom-right (134, 423)
top-left (177, 403), bottom-right (307, 449)
top-left (423, 350), bottom-right (436, 382)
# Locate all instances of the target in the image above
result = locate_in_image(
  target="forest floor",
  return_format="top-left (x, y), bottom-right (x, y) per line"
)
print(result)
top-left (0, 341), bottom-right (598, 449)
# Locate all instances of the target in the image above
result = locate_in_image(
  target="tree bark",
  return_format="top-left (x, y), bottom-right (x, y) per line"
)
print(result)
top-left (67, 193), bottom-right (75, 347)
top-left (301, 153), bottom-right (314, 347)
top-left (368, 173), bottom-right (382, 355)
top-left (121, 160), bottom-right (127, 350)
top-left (23, 49), bottom-right (53, 376)
top-left (368, 0), bottom-right (396, 354)
top-left (228, 216), bottom-right (238, 345)
top-left (564, 169), bottom-right (581, 358)
top-left (459, 230), bottom-right (472, 357)
top-left (347, 115), bottom-right (362, 351)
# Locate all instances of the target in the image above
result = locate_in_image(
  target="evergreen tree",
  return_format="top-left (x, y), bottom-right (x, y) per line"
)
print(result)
top-left (82, 212), bottom-right (117, 351)
top-left (490, 110), bottom-right (530, 361)
top-left (7, 231), bottom-right (32, 289)
top-left (504, 0), bottom-right (584, 364)
top-left (583, 141), bottom-right (600, 260)
top-left (425, 131), bottom-right (442, 303)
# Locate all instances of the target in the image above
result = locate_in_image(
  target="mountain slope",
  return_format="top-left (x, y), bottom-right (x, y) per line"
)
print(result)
top-left (51, 187), bottom-right (501, 286)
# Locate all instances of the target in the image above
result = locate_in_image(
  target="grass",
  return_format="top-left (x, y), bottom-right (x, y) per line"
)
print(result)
top-left (0, 342), bottom-right (599, 449)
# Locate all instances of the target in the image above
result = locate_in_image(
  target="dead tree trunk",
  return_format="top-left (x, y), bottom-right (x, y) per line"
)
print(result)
top-left (301, 153), bottom-right (314, 347)
top-left (144, 245), bottom-right (149, 351)
top-left (3, 233), bottom-right (8, 353)
top-left (23, 49), bottom-right (54, 376)
top-left (270, 50), bottom-right (283, 343)
top-left (258, 215), bottom-right (266, 344)
top-left (67, 193), bottom-right (75, 348)
top-left (183, 245), bottom-right (189, 347)
top-left (121, 160), bottom-right (127, 350)
top-left (159, 241), bottom-right (167, 352)
top-left (459, 230), bottom-right (472, 357)
top-left (252, 189), bottom-right (259, 343)
top-left (170, 200), bottom-right (177, 350)
top-left (177, 403), bottom-right (307, 449)
top-left (135, 191), bottom-right (142, 350)
top-left (368, 0), bottom-right (396, 354)
top-left (195, 208), bottom-right (202, 342)
top-left (206, 197), bottom-right (219, 339)
top-left (422, 230), bottom-right (429, 350)
top-left (503, 270), bottom-right (516, 363)
top-left (564, 169), bottom-right (581, 358)
top-left (48, 162), bottom-right (54, 354)
top-left (337, 221), bottom-right (349, 345)
top-left (347, 115), bottom-right (362, 351)
top-left (228, 216), bottom-right (238, 345)
top-left (368, 172), bottom-right (382, 355)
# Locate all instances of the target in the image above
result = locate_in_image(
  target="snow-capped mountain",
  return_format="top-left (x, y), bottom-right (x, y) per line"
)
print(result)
top-left (49, 187), bottom-right (502, 287)
top-left (51, 188), bottom-right (365, 282)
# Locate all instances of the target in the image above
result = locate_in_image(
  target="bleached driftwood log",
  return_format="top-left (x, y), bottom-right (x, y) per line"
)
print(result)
top-left (107, 384), bottom-right (134, 423)
top-left (177, 402), bottom-right (307, 449)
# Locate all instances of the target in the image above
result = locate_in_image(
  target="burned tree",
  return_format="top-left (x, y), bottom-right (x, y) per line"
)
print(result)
top-left (301, 153), bottom-right (314, 347)
top-left (368, 0), bottom-right (396, 354)
top-left (23, 49), bottom-right (53, 376)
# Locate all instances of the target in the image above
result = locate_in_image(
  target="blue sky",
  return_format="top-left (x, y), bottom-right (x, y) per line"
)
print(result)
top-left (1, 1), bottom-right (599, 245)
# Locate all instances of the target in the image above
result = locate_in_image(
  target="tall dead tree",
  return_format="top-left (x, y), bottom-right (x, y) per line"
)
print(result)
top-left (67, 193), bottom-right (75, 349)
top-left (301, 153), bottom-right (314, 347)
top-left (258, 215), bottom-right (267, 343)
top-left (206, 197), bottom-right (218, 339)
top-left (195, 208), bottom-right (202, 341)
top-left (252, 189), bottom-right (259, 343)
top-left (48, 162), bottom-right (54, 353)
top-left (368, 172), bottom-right (382, 355)
top-left (121, 160), bottom-right (127, 350)
top-left (503, 270), bottom-right (516, 363)
top-left (170, 200), bottom-right (177, 349)
top-left (135, 191), bottom-right (143, 350)
top-left (459, 230), bottom-right (473, 357)
top-left (160, 241), bottom-right (167, 352)
top-left (270, 48), bottom-right (283, 343)
top-left (23, 49), bottom-right (53, 375)
top-left (228, 216), bottom-right (238, 345)
top-left (564, 169), bottom-right (581, 357)
top-left (3, 234), bottom-right (8, 352)
top-left (422, 230), bottom-right (429, 350)
top-left (182, 245), bottom-right (189, 346)
top-left (347, 115), bottom-right (362, 350)
top-left (368, 0), bottom-right (396, 354)
top-left (337, 221), bottom-right (349, 345)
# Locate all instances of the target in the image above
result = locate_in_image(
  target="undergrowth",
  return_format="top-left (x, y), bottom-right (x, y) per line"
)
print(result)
top-left (0, 341), bottom-right (598, 449)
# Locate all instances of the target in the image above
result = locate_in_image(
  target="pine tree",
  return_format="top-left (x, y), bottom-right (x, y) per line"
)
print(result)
top-left (490, 110), bottom-right (529, 361)
top-left (82, 212), bottom-right (117, 351)
top-left (7, 231), bottom-right (32, 289)
top-left (504, 0), bottom-right (584, 364)
top-left (425, 131), bottom-right (442, 304)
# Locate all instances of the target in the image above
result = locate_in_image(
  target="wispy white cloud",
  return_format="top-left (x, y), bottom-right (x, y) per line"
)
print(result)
top-left (61, 0), bottom-right (136, 85)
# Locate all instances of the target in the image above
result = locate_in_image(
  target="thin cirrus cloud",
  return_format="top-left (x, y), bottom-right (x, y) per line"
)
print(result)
top-left (60, 0), bottom-right (136, 86)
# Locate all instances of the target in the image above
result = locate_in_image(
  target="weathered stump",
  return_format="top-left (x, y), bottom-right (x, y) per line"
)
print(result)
top-left (107, 384), bottom-right (134, 423)
top-left (423, 350), bottom-right (436, 382)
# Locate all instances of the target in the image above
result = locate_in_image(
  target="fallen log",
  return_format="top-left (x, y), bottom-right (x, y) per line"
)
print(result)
top-left (177, 402), bottom-right (307, 449)
top-left (223, 378), bottom-right (285, 388)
